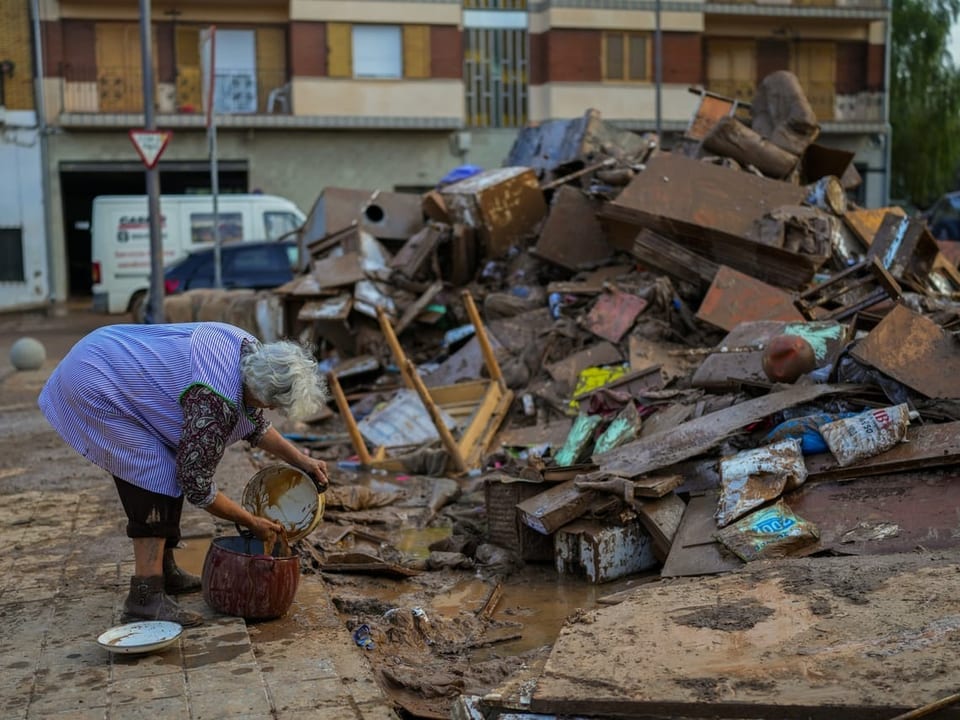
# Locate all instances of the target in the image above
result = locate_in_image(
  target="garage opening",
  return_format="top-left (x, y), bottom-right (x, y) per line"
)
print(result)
top-left (59, 160), bottom-right (248, 299)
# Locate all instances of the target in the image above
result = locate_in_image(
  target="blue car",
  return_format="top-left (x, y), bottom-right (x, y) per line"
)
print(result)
top-left (163, 240), bottom-right (299, 295)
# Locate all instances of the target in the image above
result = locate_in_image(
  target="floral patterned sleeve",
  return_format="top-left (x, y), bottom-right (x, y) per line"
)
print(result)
top-left (175, 384), bottom-right (240, 507)
top-left (244, 407), bottom-right (270, 447)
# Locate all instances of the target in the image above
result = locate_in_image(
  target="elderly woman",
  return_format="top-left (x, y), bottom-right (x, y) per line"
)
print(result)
top-left (38, 321), bottom-right (329, 627)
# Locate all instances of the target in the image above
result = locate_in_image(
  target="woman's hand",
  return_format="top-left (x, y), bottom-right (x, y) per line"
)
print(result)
top-left (297, 454), bottom-right (329, 492)
top-left (247, 514), bottom-right (284, 544)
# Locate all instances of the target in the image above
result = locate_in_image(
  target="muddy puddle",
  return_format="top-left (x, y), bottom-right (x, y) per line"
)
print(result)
top-left (174, 527), bottom-right (646, 659)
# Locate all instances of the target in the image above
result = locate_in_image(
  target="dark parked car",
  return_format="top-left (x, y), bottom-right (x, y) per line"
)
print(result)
top-left (135, 240), bottom-right (298, 322)
top-left (923, 191), bottom-right (960, 242)
top-left (163, 240), bottom-right (298, 295)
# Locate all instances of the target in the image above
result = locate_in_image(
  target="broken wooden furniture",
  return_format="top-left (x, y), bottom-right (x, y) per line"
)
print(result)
top-left (333, 290), bottom-right (514, 475)
top-left (793, 256), bottom-right (901, 322)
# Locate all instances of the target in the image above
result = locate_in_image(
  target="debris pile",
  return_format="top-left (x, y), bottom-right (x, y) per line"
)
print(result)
top-left (237, 73), bottom-right (960, 719)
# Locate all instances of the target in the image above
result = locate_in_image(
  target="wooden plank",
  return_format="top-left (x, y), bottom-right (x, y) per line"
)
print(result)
top-left (516, 480), bottom-right (597, 535)
top-left (635, 493), bottom-right (686, 562)
top-left (394, 279), bottom-right (443, 335)
top-left (593, 384), bottom-right (863, 479)
top-left (456, 382), bottom-right (510, 468)
top-left (600, 154), bottom-right (819, 289)
top-left (428, 380), bottom-right (488, 405)
top-left (533, 552), bottom-right (960, 718)
top-left (788, 469), bottom-right (960, 556)
top-left (327, 372), bottom-right (372, 465)
top-left (805, 421), bottom-right (960, 482)
top-left (850, 304), bottom-right (960, 400)
top-left (390, 224), bottom-right (443, 278)
top-left (631, 228), bottom-right (721, 289)
top-left (660, 492), bottom-right (742, 578)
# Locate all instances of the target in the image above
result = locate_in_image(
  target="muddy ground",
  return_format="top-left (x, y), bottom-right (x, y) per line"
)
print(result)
top-left (0, 305), bottom-right (649, 720)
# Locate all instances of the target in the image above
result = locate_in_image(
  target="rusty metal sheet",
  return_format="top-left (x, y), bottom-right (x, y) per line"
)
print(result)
top-left (802, 142), bottom-right (858, 188)
top-left (534, 185), bottom-right (613, 270)
top-left (788, 469), bottom-right (960, 555)
top-left (843, 205), bottom-right (906, 247)
top-left (441, 167), bottom-right (547, 258)
top-left (310, 252), bottom-right (365, 289)
top-left (583, 289), bottom-right (648, 343)
top-left (600, 154), bottom-right (818, 289)
top-left (867, 214), bottom-right (940, 282)
top-left (533, 551), bottom-right (960, 718)
top-left (301, 187), bottom-right (424, 242)
top-left (850, 304), bottom-right (960, 399)
top-left (696, 265), bottom-right (805, 332)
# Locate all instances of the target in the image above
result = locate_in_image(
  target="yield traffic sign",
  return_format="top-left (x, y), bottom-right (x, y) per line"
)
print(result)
top-left (129, 129), bottom-right (172, 169)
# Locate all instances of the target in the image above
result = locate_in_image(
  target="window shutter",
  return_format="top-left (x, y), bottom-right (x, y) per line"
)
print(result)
top-left (175, 26), bottom-right (201, 111)
top-left (327, 22), bottom-right (352, 77)
top-left (403, 25), bottom-right (431, 78)
top-left (256, 27), bottom-right (286, 112)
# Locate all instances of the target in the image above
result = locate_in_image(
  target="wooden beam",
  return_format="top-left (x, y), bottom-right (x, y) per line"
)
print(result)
top-left (461, 289), bottom-right (504, 388)
top-left (327, 371), bottom-right (372, 466)
top-left (402, 358), bottom-right (468, 474)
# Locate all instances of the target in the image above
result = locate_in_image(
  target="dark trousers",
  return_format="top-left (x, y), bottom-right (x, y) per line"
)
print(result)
top-left (113, 476), bottom-right (183, 550)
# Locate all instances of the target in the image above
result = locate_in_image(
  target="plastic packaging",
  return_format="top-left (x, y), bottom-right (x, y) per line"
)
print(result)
top-left (714, 500), bottom-right (820, 562)
top-left (716, 438), bottom-right (806, 527)
top-left (819, 403), bottom-right (918, 467)
top-left (761, 412), bottom-right (857, 455)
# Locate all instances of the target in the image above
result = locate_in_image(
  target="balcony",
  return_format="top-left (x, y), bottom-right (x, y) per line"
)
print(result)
top-left (705, 0), bottom-right (889, 18)
top-left (59, 64), bottom-right (291, 127)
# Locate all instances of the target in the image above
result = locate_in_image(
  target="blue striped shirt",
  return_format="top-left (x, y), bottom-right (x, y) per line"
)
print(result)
top-left (38, 322), bottom-right (267, 499)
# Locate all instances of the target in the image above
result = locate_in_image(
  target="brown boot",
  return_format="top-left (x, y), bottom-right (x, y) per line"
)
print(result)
top-left (121, 575), bottom-right (203, 627)
top-left (163, 548), bottom-right (202, 595)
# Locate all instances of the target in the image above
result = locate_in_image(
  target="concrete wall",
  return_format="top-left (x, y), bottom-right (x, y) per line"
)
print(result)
top-left (0, 112), bottom-right (48, 311)
top-left (43, 125), bottom-right (518, 302)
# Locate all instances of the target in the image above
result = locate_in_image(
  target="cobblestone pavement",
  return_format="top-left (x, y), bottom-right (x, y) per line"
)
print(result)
top-left (0, 305), bottom-right (398, 720)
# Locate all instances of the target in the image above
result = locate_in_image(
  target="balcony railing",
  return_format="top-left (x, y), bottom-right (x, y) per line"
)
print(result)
top-left (61, 64), bottom-right (290, 115)
top-left (706, 0), bottom-right (888, 8)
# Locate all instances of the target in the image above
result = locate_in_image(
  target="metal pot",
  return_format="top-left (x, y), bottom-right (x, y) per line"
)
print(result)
top-left (201, 535), bottom-right (300, 620)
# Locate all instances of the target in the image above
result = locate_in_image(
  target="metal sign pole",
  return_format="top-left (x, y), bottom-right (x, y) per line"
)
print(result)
top-left (139, 0), bottom-right (164, 323)
top-left (205, 26), bottom-right (222, 289)
top-left (655, 0), bottom-right (663, 140)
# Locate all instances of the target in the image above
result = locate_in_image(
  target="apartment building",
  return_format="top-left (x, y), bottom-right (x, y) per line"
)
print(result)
top-left (17, 0), bottom-right (889, 310)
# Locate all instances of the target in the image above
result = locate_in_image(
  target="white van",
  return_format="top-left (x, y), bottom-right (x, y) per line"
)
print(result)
top-left (91, 194), bottom-right (306, 315)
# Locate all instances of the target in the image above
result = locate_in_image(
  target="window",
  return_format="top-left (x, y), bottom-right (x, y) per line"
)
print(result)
top-left (263, 211), bottom-right (301, 240)
top-left (352, 26), bottom-right (402, 79)
top-left (190, 212), bottom-right (244, 244)
top-left (0, 228), bottom-right (25, 283)
top-left (214, 30), bottom-right (257, 113)
top-left (603, 32), bottom-right (651, 82)
top-left (226, 246), bottom-right (289, 274)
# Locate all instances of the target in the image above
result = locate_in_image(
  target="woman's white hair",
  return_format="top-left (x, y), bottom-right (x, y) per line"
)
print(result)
top-left (240, 340), bottom-right (329, 420)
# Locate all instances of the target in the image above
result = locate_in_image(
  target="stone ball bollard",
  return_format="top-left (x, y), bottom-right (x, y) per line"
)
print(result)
top-left (10, 337), bottom-right (46, 371)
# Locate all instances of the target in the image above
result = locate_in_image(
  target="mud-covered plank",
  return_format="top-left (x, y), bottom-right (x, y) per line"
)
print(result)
top-left (593, 384), bottom-right (862, 479)
top-left (533, 553), bottom-right (960, 718)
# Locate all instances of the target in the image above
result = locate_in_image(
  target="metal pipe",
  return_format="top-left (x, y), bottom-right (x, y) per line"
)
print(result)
top-left (882, 1), bottom-right (892, 206)
top-left (655, 0), bottom-right (663, 140)
top-left (139, 0), bottom-right (165, 322)
top-left (29, 0), bottom-right (58, 309)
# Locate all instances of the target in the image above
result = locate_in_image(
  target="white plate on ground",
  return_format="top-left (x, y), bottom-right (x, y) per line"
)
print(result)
top-left (96, 621), bottom-right (183, 654)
